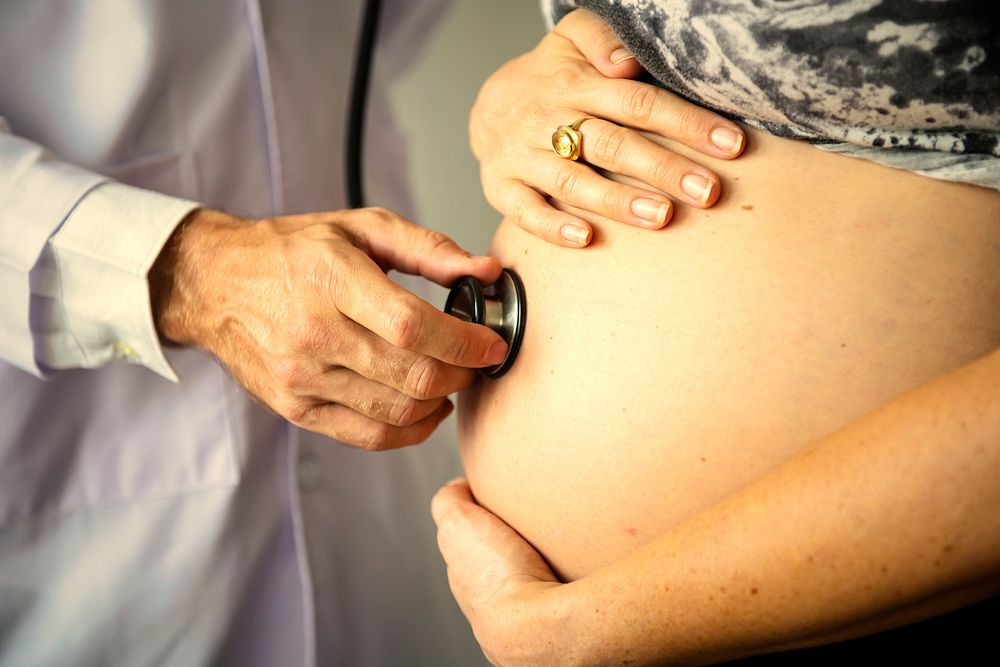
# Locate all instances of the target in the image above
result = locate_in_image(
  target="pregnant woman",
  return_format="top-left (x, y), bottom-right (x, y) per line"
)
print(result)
top-left (434, 2), bottom-right (999, 665)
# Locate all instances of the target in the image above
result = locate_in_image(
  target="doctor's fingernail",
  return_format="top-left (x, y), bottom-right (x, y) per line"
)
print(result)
top-left (681, 173), bottom-right (716, 205)
top-left (560, 223), bottom-right (592, 246)
top-left (710, 126), bottom-right (745, 155)
top-left (631, 197), bottom-right (671, 226)
top-left (610, 47), bottom-right (636, 64)
top-left (486, 340), bottom-right (508, 364)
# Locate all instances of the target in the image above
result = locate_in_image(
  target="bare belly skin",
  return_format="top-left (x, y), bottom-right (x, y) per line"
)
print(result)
top-left (458, 128), bottom-right (1000, 582)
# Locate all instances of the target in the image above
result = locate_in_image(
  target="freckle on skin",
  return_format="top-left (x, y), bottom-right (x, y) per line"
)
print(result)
top-left (881, 565), bottom-right (889, 574)
top-left (625, 526), bottom-right (638, 537)
top-left (701, 457), bottom-right (707, 462)
top-left (943, 544), bottom-right (954, 554)
top-left (751, 588), bottom-right (758, 595)
top-left (741, 204), bottom-right (754, 211)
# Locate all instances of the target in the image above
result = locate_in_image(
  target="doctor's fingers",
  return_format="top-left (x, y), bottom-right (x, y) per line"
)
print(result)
top-left (333, 254), bottom-right (507, 369)
top-left (291, 394), bottom-right (454, 451)
top-left (270, 355), bottom-right (454, 427)
top-left (342, 207), bottom-right (502, 287)
top-left (332, 315), bottom-right (480, 399)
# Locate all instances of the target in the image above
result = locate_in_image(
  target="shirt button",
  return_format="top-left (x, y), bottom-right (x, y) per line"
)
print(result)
top-left (297, 457), bottom-right (322, 490)
top-left (114, 340), bottom-right (140, 361)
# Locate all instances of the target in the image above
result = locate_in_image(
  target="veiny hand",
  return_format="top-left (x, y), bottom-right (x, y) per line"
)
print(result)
top-left (472, 8), bottom-right (746, 247)
top-left (151, 207), bottom-right (506, 450)
top-left (432, 478), bottom-right (566, 667)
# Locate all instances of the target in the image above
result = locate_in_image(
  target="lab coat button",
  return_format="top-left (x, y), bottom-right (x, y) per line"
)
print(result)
top-left (114, 340), bottom-right (140, 361)
top-left (297, 457), bottom-right (321, 489)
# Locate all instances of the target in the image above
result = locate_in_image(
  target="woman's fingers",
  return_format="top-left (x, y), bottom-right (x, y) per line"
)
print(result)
top-left (528, 149), bottom-right (677, 224)
top-left (581, 77), bottom-right (745, 160)
top-left (551, 8), bottom-right (643, 79)
top-left (571, 118), bottom-right (721, 207)
top-left (470, 7), bottom-right (748, 247)
top-left (489, 181), bottom-right (595, 247)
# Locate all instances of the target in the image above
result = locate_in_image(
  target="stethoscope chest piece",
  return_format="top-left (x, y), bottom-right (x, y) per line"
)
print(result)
top-left (444, 268), bottom-right (526, 378)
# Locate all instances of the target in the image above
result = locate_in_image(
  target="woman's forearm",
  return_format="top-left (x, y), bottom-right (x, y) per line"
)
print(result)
top-left (553, 346), bottom-right (1000, 665)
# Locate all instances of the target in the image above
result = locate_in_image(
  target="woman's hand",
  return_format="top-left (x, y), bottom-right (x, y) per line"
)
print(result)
top-left (472, 9), bottom-right (746, 247)
top-left (432, 478), bottom-right (566, 667)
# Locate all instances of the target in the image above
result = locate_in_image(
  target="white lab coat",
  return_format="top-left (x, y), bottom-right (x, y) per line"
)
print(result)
top-left (0, 1), bottom-right (485, 665)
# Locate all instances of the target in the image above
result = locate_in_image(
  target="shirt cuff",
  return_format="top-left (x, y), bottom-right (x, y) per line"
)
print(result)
top-left (48, 182), bottom-right (199, 382)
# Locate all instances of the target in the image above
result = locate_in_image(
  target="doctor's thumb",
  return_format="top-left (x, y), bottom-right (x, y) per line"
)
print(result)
top-left (554, 8), bottom-right (643, 79)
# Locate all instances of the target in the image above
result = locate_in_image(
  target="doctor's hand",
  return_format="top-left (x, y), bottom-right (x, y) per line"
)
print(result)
top-left (150, 207), bottom-right (506, 450)
top-left (472, 8), bottom-right (745, 247)
top-left (432, 478), bottom-right (565, 667)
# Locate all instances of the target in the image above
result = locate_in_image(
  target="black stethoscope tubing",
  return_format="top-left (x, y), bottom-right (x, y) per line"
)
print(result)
top-left (346, 0), bottom-right (382, 209)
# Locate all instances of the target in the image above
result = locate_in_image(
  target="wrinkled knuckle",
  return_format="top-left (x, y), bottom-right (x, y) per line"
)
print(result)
top-left (358, 422), bottom-right (394, 452)
top-left (525, 103), bottom-right (550, 127)
top-left (292, 314), bottom-right (333, 354)
top-left (272, 358), bottom-right (310, 393)
top-left (650, 157), bottom-right (682, 188)
top-left (623, 85), bottom-right (659, 123)
top-left (601, 186), bottom-right (632, 216)
top-left (388, 395), bottom-right (420, 427)
top-left (422, 229), bottom-right (454, 255)
top-left (450, 331), bottom-right (476, 366)
top-left (385, 301), bottom-right (423, 349)
top-left (669, 106), bottom-right (711, 139)
top-left (551, 61), bottom-right (587, 97)
top-left (553, 167), bottom-right (580, 200)
top-left (406, 357), bottom-right (442, 400)
top-left (506, 196), bottom-right (531, 228)
top-left (592, 125), bottom-right (629, 165)
top-left (351, 395), bottom-right (386, 421)
top-left (281, 397), bottom-right (313, 425)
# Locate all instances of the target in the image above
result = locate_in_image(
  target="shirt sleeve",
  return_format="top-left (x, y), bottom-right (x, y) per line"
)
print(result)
top-left (1, 119), bottom-right (198, 381)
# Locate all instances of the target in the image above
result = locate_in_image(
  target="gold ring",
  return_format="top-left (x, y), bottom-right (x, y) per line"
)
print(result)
top-left (551, 116), bottom-right (596, 161)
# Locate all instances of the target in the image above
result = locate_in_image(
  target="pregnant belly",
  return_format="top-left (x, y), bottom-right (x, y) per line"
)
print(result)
top-left (458, 129), bottom-right (1000, 581)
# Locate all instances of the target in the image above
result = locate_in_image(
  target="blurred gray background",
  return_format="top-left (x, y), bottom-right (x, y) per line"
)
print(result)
top-left (391, 0), bottom-right (546, 256)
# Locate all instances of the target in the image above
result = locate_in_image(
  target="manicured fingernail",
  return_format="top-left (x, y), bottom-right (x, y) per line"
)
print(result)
top-left (681, 173), bottom-right (715, 205)
top-left (610, 47), bottom-right (636, 64)
top-left (631, 197), bottom-right (671, 226)
top-left (560, 223), bottom-right (592, 246)
top-left (710, 126), bottom-right (744, 155)
top-left (486, 340), bottom-right (508, 364)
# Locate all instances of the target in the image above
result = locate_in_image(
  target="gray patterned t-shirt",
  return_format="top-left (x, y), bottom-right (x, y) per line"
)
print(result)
top-left (544, 0), bottom-right (1000, 190)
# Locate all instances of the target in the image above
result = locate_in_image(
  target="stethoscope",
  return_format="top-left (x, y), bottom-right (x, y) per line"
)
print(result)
top-left (346, 0), bottom-right (526, 378)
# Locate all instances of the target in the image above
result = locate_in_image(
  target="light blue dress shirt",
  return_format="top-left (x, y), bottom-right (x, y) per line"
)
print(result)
top-left (0, 1), bottom-right (484, 665)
